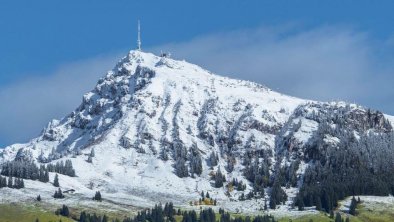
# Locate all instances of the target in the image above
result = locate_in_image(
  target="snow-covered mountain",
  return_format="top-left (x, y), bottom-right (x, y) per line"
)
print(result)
top-left (1, 50), bottom-right (393, 213)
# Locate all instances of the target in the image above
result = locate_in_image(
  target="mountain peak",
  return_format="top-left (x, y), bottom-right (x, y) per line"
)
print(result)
top-left (117, 50), bottom-right (208, 78)
top-left (1, 48), bottom-right (394, 214)
top-left (1, 49), bottom-right (305, 160)
top-left (127, 50), bottom-right (158, 65)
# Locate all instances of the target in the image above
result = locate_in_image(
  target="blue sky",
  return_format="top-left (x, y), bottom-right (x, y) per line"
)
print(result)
top-left (1, 0), bottom-right (393, 85)
top-left (1, 0), bottom-right (394, 147)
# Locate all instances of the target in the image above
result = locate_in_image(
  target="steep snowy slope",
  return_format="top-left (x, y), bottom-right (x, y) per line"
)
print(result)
top-left (0, 51), bottom-right (304, 160)
top-left (1, 50), bottom-right (393, 213)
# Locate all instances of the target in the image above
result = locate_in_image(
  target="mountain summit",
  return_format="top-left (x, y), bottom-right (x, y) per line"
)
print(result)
top-left (1, 50), bottom-right (394, 213)
top-left (1, 50), bottom-right (306, 162)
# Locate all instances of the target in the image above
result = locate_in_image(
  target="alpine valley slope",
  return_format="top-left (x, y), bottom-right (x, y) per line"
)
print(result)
top-left (1, 50), bottom-right (394, 214)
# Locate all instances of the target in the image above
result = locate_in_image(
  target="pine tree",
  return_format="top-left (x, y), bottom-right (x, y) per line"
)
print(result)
top-left (53, 174), bottom-right (59, 187)
top-left (54, 188), bottom-right (64, 199)
top-left (209, 152), bottom-right (218, 167)
top-left (214, 168), bottom-right (224, 188)
top-left (93, 191), bottom-right (102, 201)
top-left (200, 208), bottom-right (215, 222)
top-left (220, 212), bottom-right (230, 222)
top-left (264, 200), bottom-right (268, 211)
top-left (314, 195), bottom-right (322, 211)
top-left (90, 148), bottom-right (95, 157)
top-left (160, 147), bottom-right (169, 161)
top-left (79, 211), bottom-right (87, 222)
top-left (269, 180), bottom-right (287, 209)
top-left (1, 160), bottom-right (40, 180)
top-left (349, 196), bottom-right (357, 215)
top-left (20, 178), bottom-right (25, 188)
top-left (269, 197), bottom-right (276, 209)
top-left (44, 170), bottom-right (50, 182)
top-left (37, 195), bottom-right (41, 201)
top-left (57, 204), bottom-right (69, 217)
top-left (226, 156), bottom-right (235, 173)
top-left (7, 176), bottom-right (13, 188)
top-left (46, 160), bottom-right (76, 177)
top-left (239, 193), bottom-right (245, 201)
top-left (87, 156), bottom-right (93, 163)
top-left (0, 176), bottom-right (3, 188)
top-left (296, 195), bottom-right (304, 211)
top-left (13, 178), bottom-right (20, 189)
top-left (175, 158), bottom-right (189, 178)
top-left (189, 148), bottom-right (203, 176)
top-left (64, 160), bottom-right (76, 177)
top-left (334, 212), bottom-right (342, 222)
top-left (39, 166), bottom-right (45, 182)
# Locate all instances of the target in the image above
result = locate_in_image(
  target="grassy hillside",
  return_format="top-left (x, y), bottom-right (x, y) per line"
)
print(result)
top-left (354, 205), bottom-right (394, 222)
top-left (277, 204), bottom-right (394, 222)
top-left (2, 197), bottom-right (394, 222)
top-left (0, 204), bottom-right (74, 222)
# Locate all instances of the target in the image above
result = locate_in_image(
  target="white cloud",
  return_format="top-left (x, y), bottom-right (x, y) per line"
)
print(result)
top-left (1, 25), bottom-right (394, 147)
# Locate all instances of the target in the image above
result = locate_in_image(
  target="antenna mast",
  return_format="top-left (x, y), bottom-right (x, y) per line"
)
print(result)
top-left (137, 20), bottom-right (142, 51)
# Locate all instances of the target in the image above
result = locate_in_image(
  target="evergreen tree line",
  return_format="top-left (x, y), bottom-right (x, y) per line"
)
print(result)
top-left (53, 188), bottom-right (65, 199)
top-left (238, 191), bottom-right (256, 201)
top-left (268, 178), bottom-right (287, 209)
top-left (1, 161), bottom-right (49, 182)
top-left (164, 101), bottom-right (211, 179)
top-left (213, 168), bottom-right (226, 188)
top-left (193, 208), bottom-right (215, 222)
top-left (209, 151), bottom-right (219, 167)
top-left (57, 203), bottom-right (110, 222)
top-left (198, 191), bottom-right (217, 205)
top-left (331, 212), bottom-right (351, 222)
top-left (1, 159), bottom-right (75, 182)
top-left (79, 211), bottom-right (109, 222)
top-left (34, 202), bottom-right (353, 222)
top-left (122, 203), bottom-right (173, 222)
top-left (46, 160), bottom-right (76, 177)
top-left (219, 212), bottom-right (276, 222)
top-left (173, 142), bottom-right (203, 178)
top-left (171, 101), bottom-right (192, 178)
top-left (240, 150), bottom-right (272, 200)
top-left (268, 105), bottom-right (394, 212)
top-left (55, 204), bottom-right (70, 217)
top-left (120, 203), bottom-right (277, 222)
top-left (189, 144), bottom-right (203, 177)
top-left (294, 125), bottom-right (394, 213)
top-left (0, 175), bottom-right (24, 189)
top-left (230, 178), bottom-right (246, 191)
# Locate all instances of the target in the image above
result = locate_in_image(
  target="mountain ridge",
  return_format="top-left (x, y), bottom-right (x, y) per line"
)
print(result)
top-left (0, 50), bottom-right (308, 161)
top-left (1, 50), bottom-right (393, 214)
